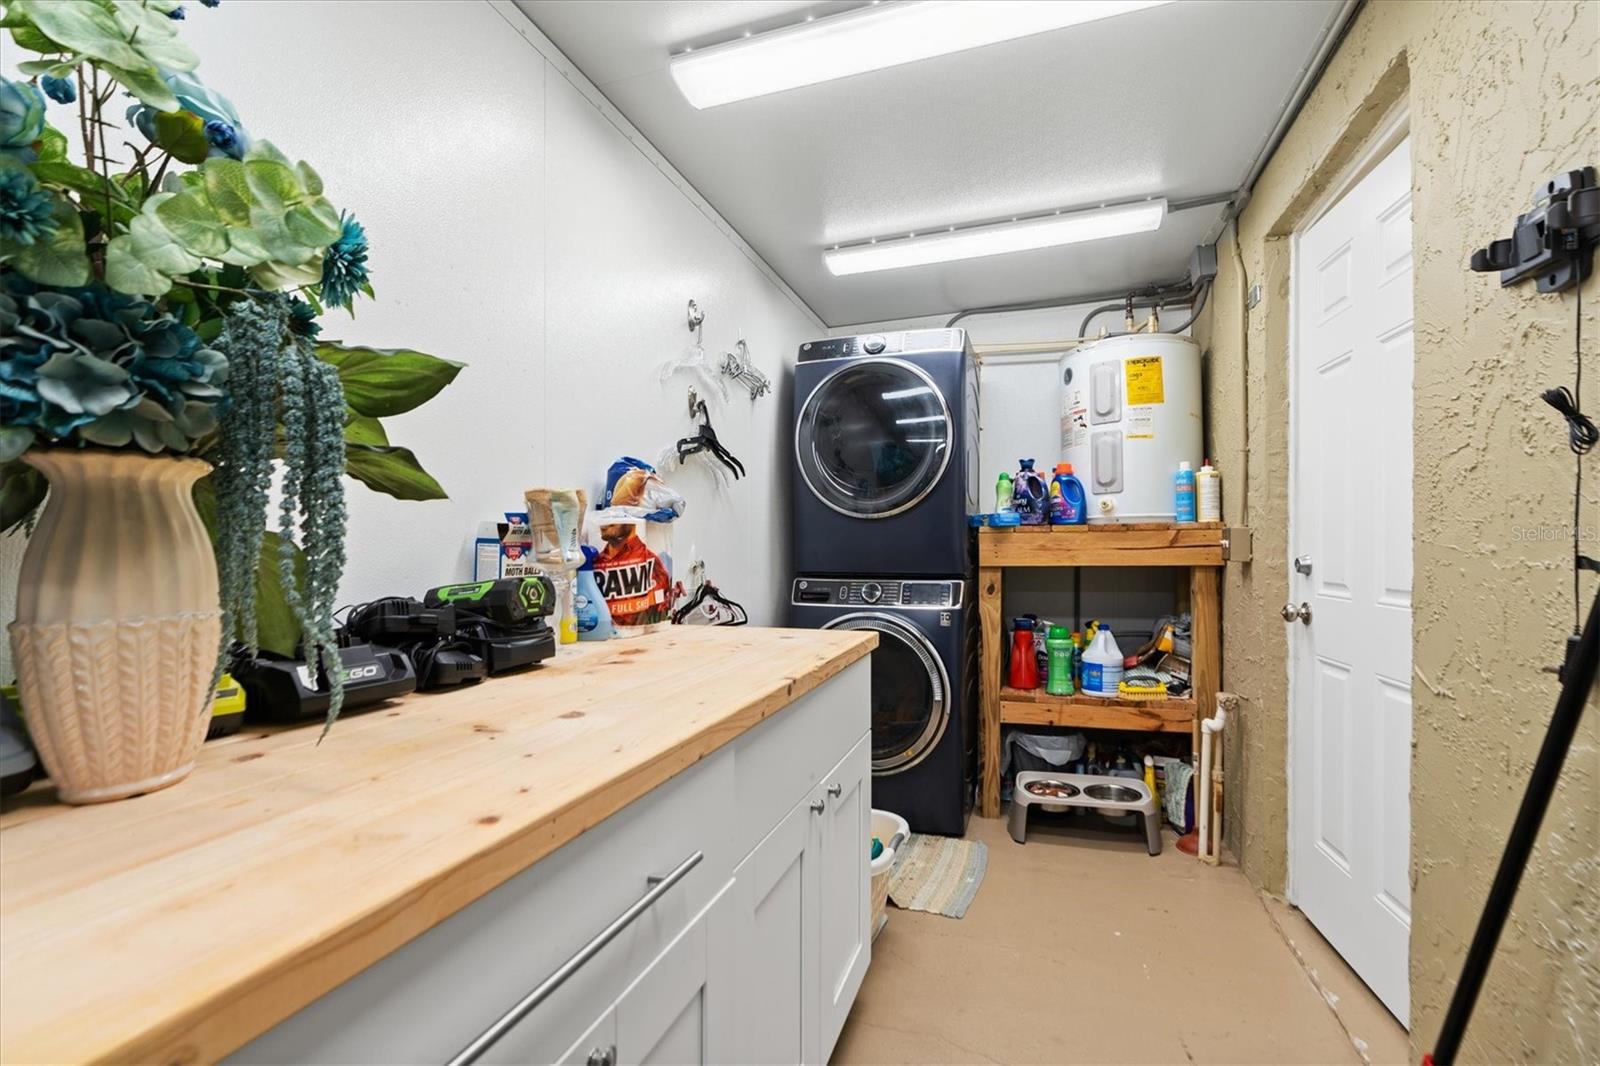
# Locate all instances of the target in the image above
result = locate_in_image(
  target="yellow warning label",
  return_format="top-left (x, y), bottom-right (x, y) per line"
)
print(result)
top-left (1125, 356), bottom-right (1165, 405)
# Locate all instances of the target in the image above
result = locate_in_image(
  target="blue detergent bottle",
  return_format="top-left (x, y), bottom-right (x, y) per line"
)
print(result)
top-left (1050, 463), bottom-right (1087, 525)
top-left (573, 545), bottom-right (615, 641)
top-left (1175, 461), bottom-right (1197, 523)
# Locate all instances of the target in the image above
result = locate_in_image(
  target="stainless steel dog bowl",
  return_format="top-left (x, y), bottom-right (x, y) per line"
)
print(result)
top-left (1083, 783), bottom-right (1142, 803)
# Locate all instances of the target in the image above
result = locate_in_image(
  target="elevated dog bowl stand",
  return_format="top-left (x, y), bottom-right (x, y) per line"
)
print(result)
top-left (1009, 771), bottom-right (1163, 855)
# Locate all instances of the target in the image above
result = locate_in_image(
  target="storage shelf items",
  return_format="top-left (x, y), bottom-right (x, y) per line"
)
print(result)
top-left (977, 522), bottom-right (1235, 818)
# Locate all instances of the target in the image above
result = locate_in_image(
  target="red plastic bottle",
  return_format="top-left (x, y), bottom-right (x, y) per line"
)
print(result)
top-left (1008, 619), bottom-right (1039, 689)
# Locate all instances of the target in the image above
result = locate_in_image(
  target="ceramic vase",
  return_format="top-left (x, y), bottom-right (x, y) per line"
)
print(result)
top-left (7, 449), bottom-right (222, 804)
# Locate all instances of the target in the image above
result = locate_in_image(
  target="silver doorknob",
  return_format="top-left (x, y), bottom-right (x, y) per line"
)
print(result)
top-left (1294, 554), bottom-right (1313, 575)
top-left (1281, 602), bottom-right (1312, 624)
top-left (827, 783), bottom-right (843, 798)
top-left (810, 799), bottom-right (826, 814)
top-left (587, 1046), bottom-right (616, 1066)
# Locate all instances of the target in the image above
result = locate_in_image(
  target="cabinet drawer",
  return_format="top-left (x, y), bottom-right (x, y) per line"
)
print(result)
top-left (230, 748), bottom-right (736, 1065)
top-left (730, 659), bottom-right (868, 860)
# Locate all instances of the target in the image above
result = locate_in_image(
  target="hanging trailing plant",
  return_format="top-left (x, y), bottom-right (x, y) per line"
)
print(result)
top-left (1, 0), bottom-right (464, 734)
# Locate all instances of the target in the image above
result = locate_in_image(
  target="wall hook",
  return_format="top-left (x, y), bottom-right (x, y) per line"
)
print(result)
top-left (686, 299), bottom-right (705, 337)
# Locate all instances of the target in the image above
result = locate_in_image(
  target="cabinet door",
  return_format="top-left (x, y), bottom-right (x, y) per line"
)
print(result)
top-left (712, 792), bottom-right (820, 1064)
top-left (816, 731), bottom-right (872, 1061)
top-left (556, 1009), bottom-right (617, 1066)
top-left (615, 889), bottom-right (720, 1065)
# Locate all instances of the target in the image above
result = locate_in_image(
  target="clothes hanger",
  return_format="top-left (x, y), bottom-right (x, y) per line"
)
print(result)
top-left (658, 299), bottom-right (729, 404)
top-left (676, 398), bottom-right (745, 480)
top-left (671, 575), bottom-right (748, 626)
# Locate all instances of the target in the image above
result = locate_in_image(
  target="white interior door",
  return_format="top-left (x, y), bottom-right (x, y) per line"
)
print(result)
top-left (1290, 135), bottom-right (1413, 1025)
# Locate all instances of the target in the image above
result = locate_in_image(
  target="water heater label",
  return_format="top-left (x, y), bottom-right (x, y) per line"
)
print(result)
top-left (1061, 386), bottom-right (1088, 449)
top-left (1126, 408), bottom-right (1155, 440)
top-left (1125, 356), bottom-right (1165, 405)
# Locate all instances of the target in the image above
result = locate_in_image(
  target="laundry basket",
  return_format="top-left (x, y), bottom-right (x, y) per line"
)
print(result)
top-left (870, 808), bottom-right (910, 941)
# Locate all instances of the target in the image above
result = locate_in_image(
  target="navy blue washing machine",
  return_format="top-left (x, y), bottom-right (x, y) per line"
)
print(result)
top-left (792, 329), bottom-right (979, 577)
top-left (789, 575), bottom-right (975, 837)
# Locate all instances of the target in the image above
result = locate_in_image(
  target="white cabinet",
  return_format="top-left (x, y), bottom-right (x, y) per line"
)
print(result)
top-left (230, 659), bottom-right (871, 1066)
top-left (714, 730), bottom-right (872, 1066)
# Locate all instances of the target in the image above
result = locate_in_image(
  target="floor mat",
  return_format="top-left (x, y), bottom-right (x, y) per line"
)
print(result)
top-left (887, 834), bottom-right (988, 918)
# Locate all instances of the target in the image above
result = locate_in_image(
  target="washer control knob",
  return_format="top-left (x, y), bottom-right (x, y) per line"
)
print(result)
top-left (860, 581), bottom-right (883, 604)
top-left (861, 334), bottom-right (887, 355)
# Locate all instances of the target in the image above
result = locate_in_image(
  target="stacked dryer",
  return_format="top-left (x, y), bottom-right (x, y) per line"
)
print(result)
top-left (787, 329), bottom-right (978, 836)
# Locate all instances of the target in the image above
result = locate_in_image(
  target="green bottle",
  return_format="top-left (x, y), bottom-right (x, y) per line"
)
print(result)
top-left (1046, 624), bottom-right (1075, 696)
top-left (995, 472), bottom-right (1013, 513)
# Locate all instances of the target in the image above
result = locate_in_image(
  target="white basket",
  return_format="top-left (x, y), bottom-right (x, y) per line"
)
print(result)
top-left (870, 809), bottom-right (910, 940)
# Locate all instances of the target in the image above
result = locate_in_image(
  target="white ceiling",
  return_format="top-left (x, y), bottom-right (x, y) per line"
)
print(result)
top-left (516, 0), bottom-right (1344, 327)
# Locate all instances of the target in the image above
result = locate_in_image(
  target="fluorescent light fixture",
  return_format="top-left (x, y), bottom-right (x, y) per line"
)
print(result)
top-left (826, 199), bottom-right (1167, 276)
top-left (670, 0), bottom-right (1174, 109)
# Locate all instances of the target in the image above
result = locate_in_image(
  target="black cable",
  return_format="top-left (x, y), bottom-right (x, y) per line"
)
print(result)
top-left (1543, 272), bottom-right (1597, 632)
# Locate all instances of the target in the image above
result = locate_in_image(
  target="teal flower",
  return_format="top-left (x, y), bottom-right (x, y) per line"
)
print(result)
top-left (0, 273), bottom-right (229, 453)
top-left (0, 166), bottom-right (59, 247)
top-left (287, 297), bottom-right (322, 338)
top-left (0, 79), bottom-right (46, 159)
top-left (127, 72), bottom-right (250, 160)
top-left (40, 76), bottom-right (76, 105)
top-left (319, 213), bottom-right (370, 311)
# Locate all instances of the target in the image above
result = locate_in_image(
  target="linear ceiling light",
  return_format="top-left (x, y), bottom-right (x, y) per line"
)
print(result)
top-left (669, 0), bottom-right (1174, 109)
top-left (825, 199), bottom-right (1167, 276)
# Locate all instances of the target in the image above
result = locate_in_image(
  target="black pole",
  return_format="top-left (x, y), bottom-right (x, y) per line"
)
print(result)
top-left (1429, 587), bottom-right (1600, 1064)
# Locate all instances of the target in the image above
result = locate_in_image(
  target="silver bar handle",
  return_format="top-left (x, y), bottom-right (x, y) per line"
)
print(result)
top-left (445, 851), bottom-right (704, 1066)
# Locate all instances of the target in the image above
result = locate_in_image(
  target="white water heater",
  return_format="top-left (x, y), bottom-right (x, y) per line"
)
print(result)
top-left (1059, 333), bottom-right (1202, 523)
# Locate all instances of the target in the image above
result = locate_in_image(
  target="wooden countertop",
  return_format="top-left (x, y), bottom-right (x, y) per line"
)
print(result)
top-left (0, 626), bottom-right (875, 1065)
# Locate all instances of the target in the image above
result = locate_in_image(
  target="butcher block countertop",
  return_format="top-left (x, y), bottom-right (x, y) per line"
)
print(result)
top-left (0, 625), bottom-right (875, 1065)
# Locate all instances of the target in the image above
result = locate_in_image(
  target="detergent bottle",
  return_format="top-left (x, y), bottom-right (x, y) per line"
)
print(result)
top-left (1046, 625), bottom-right (1075, 696)
top-left (1197, 460), bottom-right (1221, 522)
top-left (995, 472), bottom-right (1014, 513)
top-left (1050, 463), bottom-right (1087, 525)
top-left (1007, 617), bottom-right (1039, 689)
top-left (573, 545), bottom-right (616, 641)
top-left (1081, 626), bottom-right (1125, 697)
top-left (1012, 459), bottom-right (1048, 523)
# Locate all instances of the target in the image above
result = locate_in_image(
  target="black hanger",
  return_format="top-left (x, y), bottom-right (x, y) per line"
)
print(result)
top-left (672, 579), bottom-right (748, 626)
top-left (676, 400), bottom-right (746, 480)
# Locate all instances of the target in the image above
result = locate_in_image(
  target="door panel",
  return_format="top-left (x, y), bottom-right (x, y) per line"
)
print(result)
top-left (1291, 135), bottom-right (1413, 1025)
top-left (616, 897), bottom-right (712, 1066)
top-left (817, 733), bottom-right (872, 1061)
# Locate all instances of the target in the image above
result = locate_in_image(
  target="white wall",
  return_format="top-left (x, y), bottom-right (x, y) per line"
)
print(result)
top-left (2, 0), bottom-right (822, 674)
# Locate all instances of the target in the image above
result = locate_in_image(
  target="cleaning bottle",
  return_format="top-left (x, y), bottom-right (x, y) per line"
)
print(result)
top-left (1007, 617), bottom-right (1039, 689)
top-left (573, 545), bottom-right (616, 641)
top-left (1082, 625), bottom-right (1125, 697)
top-left (1143, 755), bottom-right (1158, 802)
top-left (1197, 459), bottom-right (1221, 522)
top-left (1012, 459), bottom-right (1048, 523)
top-left (1046, 625), bottom-right (1075, 696)
top-left (1050, 463), bottom-right (1087, 525)
top-left (1174, 460), bottom-right (1197, 523)
top-left (1032, 617), bottom-right (1049, 680)
top-left (995, 472), bottom-right (1014, 514)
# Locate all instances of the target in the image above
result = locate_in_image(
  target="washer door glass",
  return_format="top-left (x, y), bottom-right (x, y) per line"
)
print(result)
top-left (797, 359), bottom-right (951, 518)
top-left (823, 614), bottom-right (948, 774)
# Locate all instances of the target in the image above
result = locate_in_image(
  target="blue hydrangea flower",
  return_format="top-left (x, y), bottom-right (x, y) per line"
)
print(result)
top-left (319, 213), bottom-right (370, 311)
top-left (0, 78), bottom-right (46, 159)
top-left (39, 75), bottom-right (76, 105)
top-left (0, 165), bottom-right (59, 247)
top-left (0, 273), bottom-right (229, 453)
top-left (204, 119), bottom-right (242, 157)
top-left (127, 72), bottom-right (250, 160)
top-left (200, 0), bottom-right (220, 7)
top-left (168, 4), bottom-right (186, 17)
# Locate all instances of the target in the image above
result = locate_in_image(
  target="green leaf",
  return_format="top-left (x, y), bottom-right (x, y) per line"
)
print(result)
top-left (16, 56), bottom-right (81, 76)
top-left (343, 414), bottom-right (389, 447)
top-left (0, 461), bottom-right (47, 536)
top-left (202, 158), bottom-right (253, 224)
top-left (35, 124), bottom-right (67, 162)
top-left (247, 207), bottom-right (319, 265)
top-left (108, 0), bottom-right (198, 72)
top-left (243, 158), bottom-right (303, 210)
top-left (244, 140), bottom-right (293, 169)
top-left (155, 190), bottom-right (228, 257)
top-left (247, 255), bottom-right (320, 290)
top-left (9, 197), bottom-right (90, 286)
top-left (0, 427), bottom-right (33, 464)
top-left (192, 477), bottom-right (305, 657)
top-left (9, 23), bottom-right (66, 54)
top-left (100, 59), bottom-right (178, 112)
top-left (105, 194), bottom-right (202, 296)
top-left (317, 343), bottom-right (465, 418)
top-left (283, 200), bottom-right (340, 248)
top-left (29, 158), bottom-right (118, 201)
top-left (153, 110), bottom-right (211, 165)
top-left (344, 444), bottom-right (447, 501)
top-left (16, 0), bottom-right (145, 68)
top-left (297, 160), bottom-right (323, 197)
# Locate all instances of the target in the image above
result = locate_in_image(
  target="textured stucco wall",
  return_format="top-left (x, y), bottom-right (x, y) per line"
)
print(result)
top-left (1195, 1), bottom-right (1599, 1059)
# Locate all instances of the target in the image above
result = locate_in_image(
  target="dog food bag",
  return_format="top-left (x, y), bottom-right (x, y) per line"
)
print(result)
top-left (589, 511), bottom-right (673, 637)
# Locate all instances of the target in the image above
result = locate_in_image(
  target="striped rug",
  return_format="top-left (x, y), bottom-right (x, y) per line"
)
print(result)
top-left (887, 834), bottom-right (988, 918)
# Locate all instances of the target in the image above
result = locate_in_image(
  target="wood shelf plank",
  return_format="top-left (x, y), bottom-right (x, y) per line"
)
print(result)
top-left (978, 523), bottom-right (1226, 568)
top-left (999, 688), bottom-right (1194, 733)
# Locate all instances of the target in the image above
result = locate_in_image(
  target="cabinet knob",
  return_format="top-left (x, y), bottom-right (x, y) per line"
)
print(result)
top-left (810, 799), bottom-right (826, 814)
top-left (586, 1046), bottom-right (616, 1066)
top-left (827, 783), bottom-right (843, 798)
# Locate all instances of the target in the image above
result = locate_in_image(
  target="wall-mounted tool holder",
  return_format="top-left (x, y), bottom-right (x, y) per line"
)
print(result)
top-left (1470, 167), bottom-right (1599, 292)
top-left (720, 339), bottom-right (772, 400)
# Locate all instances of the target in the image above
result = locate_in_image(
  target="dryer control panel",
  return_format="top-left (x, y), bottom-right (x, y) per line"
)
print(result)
top-left (797, 329), bottom-right (967, 363)
top-left (791, 578), bottom-right (963, 609)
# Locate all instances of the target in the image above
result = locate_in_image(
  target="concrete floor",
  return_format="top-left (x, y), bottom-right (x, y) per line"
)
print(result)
top-left (834, 814), bottom-right (1410, 1065)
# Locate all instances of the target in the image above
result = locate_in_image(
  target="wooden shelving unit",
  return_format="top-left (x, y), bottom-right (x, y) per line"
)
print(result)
top-left (977, 522), bottom-right (1235, 818)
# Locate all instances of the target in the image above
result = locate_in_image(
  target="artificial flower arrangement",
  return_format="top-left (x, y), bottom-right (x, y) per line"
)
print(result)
top-left (1, 0), bottom-right (461, 740)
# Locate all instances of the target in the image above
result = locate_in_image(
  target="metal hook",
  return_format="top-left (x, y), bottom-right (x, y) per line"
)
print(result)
top-left (686, 299), bottom-right (704, 339)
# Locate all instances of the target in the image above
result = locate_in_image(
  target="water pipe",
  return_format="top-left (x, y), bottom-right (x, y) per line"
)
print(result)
top-left (1198, 693), bottom-right (1237, 865)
